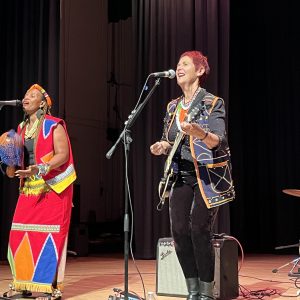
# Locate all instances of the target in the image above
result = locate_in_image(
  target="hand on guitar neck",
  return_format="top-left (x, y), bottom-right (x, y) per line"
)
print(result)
top-left (150, 140), bottom-right (171, 156)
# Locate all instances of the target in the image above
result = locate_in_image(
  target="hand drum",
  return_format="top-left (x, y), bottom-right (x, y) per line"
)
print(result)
top-left (0, 130), bottom-right (22, 178)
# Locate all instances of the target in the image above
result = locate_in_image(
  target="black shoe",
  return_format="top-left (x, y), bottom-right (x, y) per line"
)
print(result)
top-left (22, 290), bottom-right (33, 298)
top-left (199, 280), bottom-right (215, 300)
top-left (186, 278), bottom-right (200, 300)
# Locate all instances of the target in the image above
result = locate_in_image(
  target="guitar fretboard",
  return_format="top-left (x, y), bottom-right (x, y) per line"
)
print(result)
top-left (163, 107), bottom-right (198, 177)
top-left (164, 131), bottom-right (185, 177)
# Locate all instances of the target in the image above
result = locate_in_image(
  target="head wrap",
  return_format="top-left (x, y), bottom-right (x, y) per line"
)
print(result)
top-left (28, 83), bottom-right (52, 108)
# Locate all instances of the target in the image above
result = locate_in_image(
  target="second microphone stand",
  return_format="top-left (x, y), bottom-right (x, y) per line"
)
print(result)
top-left (273, 242), bottom-right (300, 277)
top-left (106, 78), bottom-right (161, 300)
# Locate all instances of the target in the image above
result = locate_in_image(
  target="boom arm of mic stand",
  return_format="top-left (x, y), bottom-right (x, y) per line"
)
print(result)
top-left (106, 78), bottom-right (161, 159)
top-left (106, 128), bottom-right (126, 159)
top-left (275, 243), bottom-right (299, 250)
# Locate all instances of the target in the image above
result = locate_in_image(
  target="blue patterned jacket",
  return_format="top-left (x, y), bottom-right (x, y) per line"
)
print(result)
top-left (162, 89), bottom-right (235, 208)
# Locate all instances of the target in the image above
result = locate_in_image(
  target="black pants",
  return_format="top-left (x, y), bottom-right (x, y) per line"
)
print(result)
top-left (169, 172), bottom-right (218, 282)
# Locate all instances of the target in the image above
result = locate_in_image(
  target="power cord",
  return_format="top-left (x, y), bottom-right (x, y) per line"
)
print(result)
top-left (239, 284), bottom-right (280, 299)
top-left (213, 233), bottom-right (244, 272)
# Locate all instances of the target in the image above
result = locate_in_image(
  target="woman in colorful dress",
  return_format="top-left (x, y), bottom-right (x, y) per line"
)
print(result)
top-left (150, 51), bottom-right (235, 300)
top-left (5, 84), bottom-right (76, 300)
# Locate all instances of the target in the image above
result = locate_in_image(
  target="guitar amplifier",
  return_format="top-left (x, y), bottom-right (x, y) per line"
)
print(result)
top-left (156, 237), bottom-right (239, 299)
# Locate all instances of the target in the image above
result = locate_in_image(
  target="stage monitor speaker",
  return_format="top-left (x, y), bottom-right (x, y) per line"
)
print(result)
top-left (156, 237), bottom-right (239, 299)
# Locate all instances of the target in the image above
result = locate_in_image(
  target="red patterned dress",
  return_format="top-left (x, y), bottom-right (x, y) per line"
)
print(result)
top-left (8, 115), bottom-right (76, 294)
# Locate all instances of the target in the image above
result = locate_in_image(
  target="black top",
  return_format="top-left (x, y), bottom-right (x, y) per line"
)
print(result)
top-left (24, 138), bottom-right (34, 166)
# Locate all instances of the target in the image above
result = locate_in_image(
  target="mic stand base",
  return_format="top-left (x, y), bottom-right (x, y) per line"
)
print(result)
top-left (108, 288), bottom-right (145, 300)
top-left (272, 257), bottom-right (300, 275)
top-left (288, 256), bottom-right (300, 277)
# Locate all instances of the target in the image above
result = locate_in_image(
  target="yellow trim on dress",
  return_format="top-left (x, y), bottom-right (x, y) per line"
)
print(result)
top-left (45, 164), bottom-right (76, 194)
top-left (20, 177), bottom-right (50, 196)
top-left (13, 281), bottom-right (53, 294)
top-left (49, 171), bottom-right (76, 194)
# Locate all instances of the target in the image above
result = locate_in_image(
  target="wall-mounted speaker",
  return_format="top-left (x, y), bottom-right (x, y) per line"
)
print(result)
top-left (156, 237), bottom-right (239, 299)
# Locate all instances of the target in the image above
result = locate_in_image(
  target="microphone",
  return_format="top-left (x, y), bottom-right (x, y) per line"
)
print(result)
top-left (0, 100), bottom-right (22, 107)
top-left (150, 69), bottom-right (176, 79)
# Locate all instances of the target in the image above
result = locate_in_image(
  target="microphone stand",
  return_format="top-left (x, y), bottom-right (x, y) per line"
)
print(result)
top-left (275, 243), bottom-right (299, 250)
top-left (106, 78), bottom-right (161, 300)
top-left (272, 257), bottom-right (300, 274)
top-left (273, 240), bottom-right (300, 277)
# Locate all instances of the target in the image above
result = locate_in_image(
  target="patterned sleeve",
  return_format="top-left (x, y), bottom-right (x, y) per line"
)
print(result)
top-left (208, 98), bottom-right (228, 149)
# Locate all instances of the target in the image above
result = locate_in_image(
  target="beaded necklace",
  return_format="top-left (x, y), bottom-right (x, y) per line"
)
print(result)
top-left (25, 118), bottom-right (40, 139)
top-left (175, 87), bottom-right (201, 131)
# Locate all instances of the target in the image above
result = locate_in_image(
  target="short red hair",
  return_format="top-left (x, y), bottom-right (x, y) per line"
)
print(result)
top-left (180, 51), bottom-right (210, 75)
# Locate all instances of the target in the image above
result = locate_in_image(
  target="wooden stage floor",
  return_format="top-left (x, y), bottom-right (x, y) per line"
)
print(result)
top-left (1, 253), bottom-right (300, 299)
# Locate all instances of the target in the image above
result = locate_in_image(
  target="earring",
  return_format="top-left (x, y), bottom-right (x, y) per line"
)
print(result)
top-left (36, 108), bottom-right (45, 119)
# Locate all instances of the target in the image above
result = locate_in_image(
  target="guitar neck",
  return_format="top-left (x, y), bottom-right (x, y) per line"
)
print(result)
top-left (161, 104), bottom-right (201, 178)
top-left (166, 131), bottom-right (185, 167)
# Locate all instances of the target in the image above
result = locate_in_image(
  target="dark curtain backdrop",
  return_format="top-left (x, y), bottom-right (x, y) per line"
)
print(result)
top-left (2, 0), bottom-right (299, 261)
top-left (131, 0), bottom-right (231, 258)
top-left (0, 0), bottom-right (60, 259)
top-left (229, 1), bottom-right (300, 253)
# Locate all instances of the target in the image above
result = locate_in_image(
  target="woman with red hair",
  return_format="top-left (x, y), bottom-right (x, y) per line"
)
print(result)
top-left (3, 84), bottom-right (76, 300)
top-left (150, 51), bottom-right (235, 300)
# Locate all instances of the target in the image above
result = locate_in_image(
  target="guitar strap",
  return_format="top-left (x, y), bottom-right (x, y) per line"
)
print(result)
top-left (165, 89), bottom-right (208, 144)
top-left (187, 88), bottom-right (207, 114)
top-left (175, 88), bottom-right (207, 151)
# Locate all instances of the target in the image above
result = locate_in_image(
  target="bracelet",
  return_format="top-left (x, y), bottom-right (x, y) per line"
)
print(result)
top-left (200, 131), bottom-right (208, 141)
top-left (37, 163), bottom-right (50, 176)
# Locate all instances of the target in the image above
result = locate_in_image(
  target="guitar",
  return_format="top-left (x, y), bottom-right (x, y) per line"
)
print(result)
top-left (158, 106), bottom-right (201, 204)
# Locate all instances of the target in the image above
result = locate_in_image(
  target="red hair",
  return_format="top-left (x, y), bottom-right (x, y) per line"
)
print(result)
top-left (180, 51), bottom-right (210, 75)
